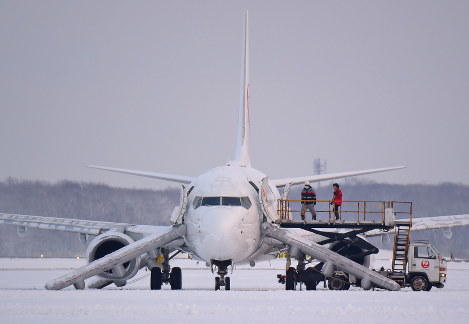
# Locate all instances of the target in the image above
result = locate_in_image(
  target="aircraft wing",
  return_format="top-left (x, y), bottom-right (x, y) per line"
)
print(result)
top-left (364, 214), bottom-right (469, 237)
top-left (270, 166), bottom-right (406, 187)
top-left (0, 213), bottom-right (170, 237)
top-left (0, 213), bottom-right (131, 235)
top-left (87, 165), bottom-right (193, 184)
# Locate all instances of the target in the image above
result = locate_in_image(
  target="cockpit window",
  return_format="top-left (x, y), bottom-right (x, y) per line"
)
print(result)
top-left (193, 196), bottom-right (202, 209)
top-left (222, 197), bottom-right (241, 206)
top-left (201, 197), bottom-right (221, 206)
top-left (241, 197), bottom-right (252, 209)
top-left (193, 196), bottom-right (252, 209)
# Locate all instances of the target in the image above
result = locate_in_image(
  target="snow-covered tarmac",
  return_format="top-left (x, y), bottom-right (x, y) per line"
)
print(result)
top-left (1, 255), bottom-right (468, 323)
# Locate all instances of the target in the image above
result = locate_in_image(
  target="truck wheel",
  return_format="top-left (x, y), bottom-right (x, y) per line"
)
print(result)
top-left (286, 267), bottom-right (296, 291)
top-left (410, 275), bottom-right (429, 291)
top-left (328, 276), bottom-right (345, 290)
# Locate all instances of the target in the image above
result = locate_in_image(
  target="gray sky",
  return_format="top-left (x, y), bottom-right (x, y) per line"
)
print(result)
top-left (1, 0), bottom-right (469, 190)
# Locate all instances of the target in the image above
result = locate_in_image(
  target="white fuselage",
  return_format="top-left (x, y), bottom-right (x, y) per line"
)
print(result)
top-left (184, 165), bottom-right (280, 264)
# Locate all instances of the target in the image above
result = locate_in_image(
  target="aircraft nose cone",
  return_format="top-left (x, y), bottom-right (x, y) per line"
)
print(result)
top-left (189, 207), bottom-right (255, 262)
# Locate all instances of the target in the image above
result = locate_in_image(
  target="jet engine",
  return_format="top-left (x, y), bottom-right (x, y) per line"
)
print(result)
top-left (86, 232), bottom-right (142, 280)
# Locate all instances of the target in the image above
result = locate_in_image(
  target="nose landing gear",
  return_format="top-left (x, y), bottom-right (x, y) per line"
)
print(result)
top-left (212, 260), bottom-right (232, 291)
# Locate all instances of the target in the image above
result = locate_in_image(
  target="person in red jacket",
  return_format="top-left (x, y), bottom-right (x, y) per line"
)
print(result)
top-left (331, 183), bottom-right (342, 220)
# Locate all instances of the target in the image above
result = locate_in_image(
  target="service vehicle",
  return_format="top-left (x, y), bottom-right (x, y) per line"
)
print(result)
top-left (377, 241), bottom-right (447, 291)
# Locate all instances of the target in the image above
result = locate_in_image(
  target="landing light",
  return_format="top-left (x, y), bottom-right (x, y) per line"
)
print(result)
top-left (76, 256), bottom-right (80, 260)
top-left (40, 254), bottom-right (44, 258)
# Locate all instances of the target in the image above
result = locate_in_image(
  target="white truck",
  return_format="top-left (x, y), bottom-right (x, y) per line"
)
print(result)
top-left (378, 240), bottom-right (447, 291)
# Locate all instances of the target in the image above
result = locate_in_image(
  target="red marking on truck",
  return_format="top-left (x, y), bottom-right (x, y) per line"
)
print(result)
top-left (421, 260), bottom-right (430, 268)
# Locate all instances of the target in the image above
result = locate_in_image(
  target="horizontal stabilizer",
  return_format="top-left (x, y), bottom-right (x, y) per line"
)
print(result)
top-left (262, 223), bottom-right (400, 291)
top-left (271, 166), bottom-right (406, 187)
top-left (87, 165), bottom-right (193, 184)
top-left (45, 225), bottom-right (186, 290)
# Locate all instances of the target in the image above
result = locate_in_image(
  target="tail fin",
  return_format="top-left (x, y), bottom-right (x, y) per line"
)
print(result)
top-left (234, 11), bottom-right (251, 167)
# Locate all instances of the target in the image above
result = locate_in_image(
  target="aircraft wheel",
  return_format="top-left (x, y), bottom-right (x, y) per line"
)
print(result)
top-left (225, 277), bottom-right (231, 291)
top-left (285, 267), bottom-right (296, 291)
top-left (150, 267), bottom-right (162, 290)
top-left (215, 277), bottom-right (221, 291)
top-left (170, 267), bottom-right (182, 290)
top-left (328, 276), bottom-right (345, 290)
top-left (410, 275), bottom-right (429, 291)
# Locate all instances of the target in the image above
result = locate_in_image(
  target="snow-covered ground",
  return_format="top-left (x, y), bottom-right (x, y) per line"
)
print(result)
top-left (1, 254), bottom-right (468, 323)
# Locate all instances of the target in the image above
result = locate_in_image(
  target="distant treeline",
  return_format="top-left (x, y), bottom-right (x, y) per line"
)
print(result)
top-left (1, 179), bottom-right (468, 258)
top-left (0, 179), bottom-right (179, 257)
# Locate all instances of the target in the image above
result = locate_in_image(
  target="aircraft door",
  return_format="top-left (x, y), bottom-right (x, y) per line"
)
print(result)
top-left (170, 185), bottom-right (188, 225)
top-left (258, 177), bottom-right (280, 223)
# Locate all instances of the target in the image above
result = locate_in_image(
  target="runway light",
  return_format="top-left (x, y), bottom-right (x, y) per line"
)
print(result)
top-left (76, 256), bottom-right (80, 260)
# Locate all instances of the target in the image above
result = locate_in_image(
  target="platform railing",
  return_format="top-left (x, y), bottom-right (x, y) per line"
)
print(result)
top-left (277, 199), bottom-right (412, 225)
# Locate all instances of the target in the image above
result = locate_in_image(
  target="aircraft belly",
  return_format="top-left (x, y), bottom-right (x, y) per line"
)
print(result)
top-left (185, 208), bottom-right (260, 263)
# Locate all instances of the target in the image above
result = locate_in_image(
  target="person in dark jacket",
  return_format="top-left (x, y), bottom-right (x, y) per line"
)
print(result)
top-left (301, 181), bottom-right (317, 221)
top-left (331, 183), bottom-right (342, 220)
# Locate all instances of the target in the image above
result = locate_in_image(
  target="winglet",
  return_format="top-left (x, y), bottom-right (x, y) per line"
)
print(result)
top-left (234, 11), bottom-right (251, 167)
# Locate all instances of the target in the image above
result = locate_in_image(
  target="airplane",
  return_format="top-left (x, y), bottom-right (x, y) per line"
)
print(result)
top-left (2, 12), bottom-right (469, 292)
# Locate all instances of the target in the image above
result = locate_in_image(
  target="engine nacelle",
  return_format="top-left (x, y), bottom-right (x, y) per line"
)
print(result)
top-left (86, 232), bottom-right (141, 280)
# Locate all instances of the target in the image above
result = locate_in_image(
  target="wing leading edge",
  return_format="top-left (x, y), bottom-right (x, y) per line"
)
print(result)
top-left (271, 166), bottom-right (406, 187)
top-left (365, 214), bottom-right (469, 237)
top-left (87, 165), bottom-right (193, 184)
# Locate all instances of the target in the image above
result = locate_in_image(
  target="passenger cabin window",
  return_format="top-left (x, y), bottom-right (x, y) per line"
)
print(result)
top-left (415, 246), bottom-right (436, 259)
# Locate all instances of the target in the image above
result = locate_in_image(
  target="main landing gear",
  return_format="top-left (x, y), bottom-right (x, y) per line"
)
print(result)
top-left (150, 249), bottom-right (182, 290)
top-left (212, 260), bottom-right (232, 291)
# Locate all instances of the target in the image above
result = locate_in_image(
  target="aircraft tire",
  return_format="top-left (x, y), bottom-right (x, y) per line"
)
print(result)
top-left (225, 277), bottom-right (231, 291)
top-left (215, 277), bottom-right (221, 291)
top-left (150, 267), bottom-right (162, 290)
top-left (170, 267), bottom-right (182, 290)
top-left (285, 267), bottom-right (296, 291)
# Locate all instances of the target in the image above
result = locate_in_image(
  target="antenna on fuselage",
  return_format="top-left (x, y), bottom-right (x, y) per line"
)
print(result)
top-left (234, 10), bottom-right (251, 167)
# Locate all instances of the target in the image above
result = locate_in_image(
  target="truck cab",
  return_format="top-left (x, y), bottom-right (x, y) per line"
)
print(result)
top-left (407, 241), bottom-right (447, 291)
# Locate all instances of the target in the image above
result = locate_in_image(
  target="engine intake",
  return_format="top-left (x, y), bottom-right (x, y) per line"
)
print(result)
top-left (86, 232), bottom-right (141, 280)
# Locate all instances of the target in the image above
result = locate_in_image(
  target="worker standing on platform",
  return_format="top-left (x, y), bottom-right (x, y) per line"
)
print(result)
top-left (331, 183), bottom-right (342, 220)
top-left (301, 181), bottom-right (316, 221)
